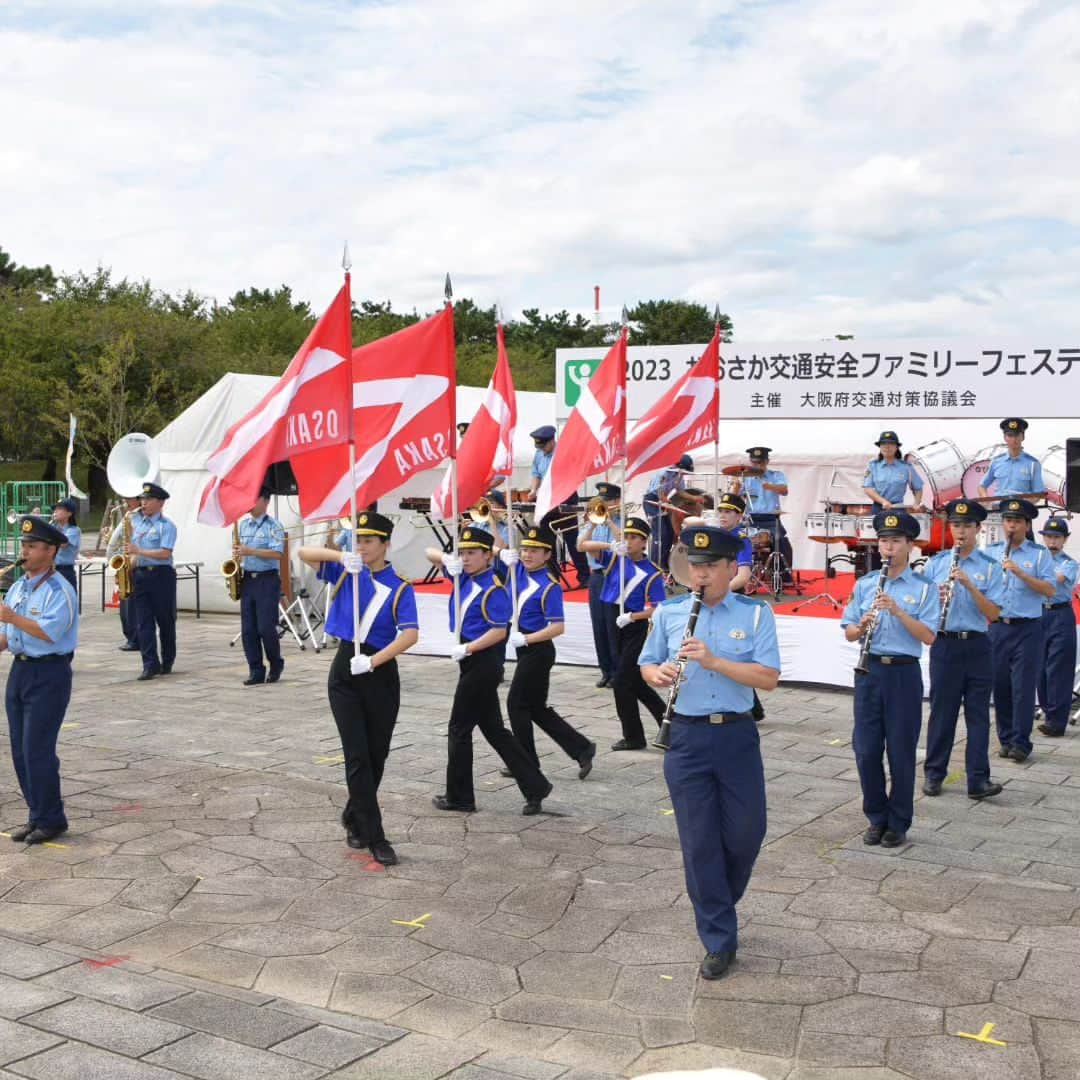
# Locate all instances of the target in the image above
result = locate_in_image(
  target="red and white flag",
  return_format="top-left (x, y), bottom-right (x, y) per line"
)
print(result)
top-left (296, 305), bottom-right (457, 520)
top-left (534, 328), bottom-right (627, 519)
top-left (198, 284), bottom-right (352, 527)
top-left (431, 323), bottom-right (516, 520)
top-left (625, 327), bottom-right (719, 481)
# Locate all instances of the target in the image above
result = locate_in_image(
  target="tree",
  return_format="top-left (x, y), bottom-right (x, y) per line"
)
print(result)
top-left (0, 246), bottom-right (56, 292)
top-left (625, 300), bottom-right (732, 345)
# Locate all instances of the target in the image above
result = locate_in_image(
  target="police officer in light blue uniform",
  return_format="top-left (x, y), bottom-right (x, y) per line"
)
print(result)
top-left (128, 482), bottom-right (178, 681)
top-left (236, 487), bottom-right (286, 686)
top-left (50, 498), bottom-right (81, 593)
top-left (640, 524), bottom-right (780, 981)
top-left (0, 516), bottom-right (78, 845)
top-left (579, 481), bottom-right (622, 687)
top-left (1036, 517), bottom-right (1078, 738)
top-left (644, 453), bottom-right (693, 567)
top-left (862, 431), bottom-right (925, 509)
top-left (841, 511), bottom-right (939, 849)
top-left (922, 500), bottom-right (1005, 800)
top-left (741, 447), bottom-right (795, 581)
top-left (977, 418), bottom-right (1047, 500)
top-left (984, 498), bottom-right (1056, 761)
top-left (528, 425), bottom-right (556, 496)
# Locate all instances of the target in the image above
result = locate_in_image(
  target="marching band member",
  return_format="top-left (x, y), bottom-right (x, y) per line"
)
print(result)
top-left (985, 499), bottom-right (1055, 762)
top-left (528, 425), bottom-right (556, 499)
top-left (106, 495), bottom-right (142, 651)
top-left (740, 447), bottom-right (794, 582)
top-left (640, 524), bottom-right (780, 980)
top-left (235, 487), bottom-right (285, 686)
top-left (977, 418), bottom-right (1046, 499)
top-left (500, 526), bottom-right (597, 778)
top-left (50, 498), bottom-right (81, 592)
top-left (861, 431), bottom-right (925, 510)
top-left (713, 493), bottom-right (753, 594)
top-left (580, 516), bottom-right (666, 750)
top-left (643, 453), bottom-right (694, 567)
top-left (579, 481), bottom-right (622, 688)
top-left (840, 512), bottom-right (939, 848)
top-left (127, 482), bottom-right (177, 681)
top-left (0, 516), bottom-right (78, 844)
top-left (1035, 517), bottom-right (1078, 738)
top-left (922, 500), bottom-right (1004, 800)
top-left (299, 513), bottom-right (417, 865)
top-left (469, 489), bottom-right (510, 550)
top-left (426, 528), bottom-right (553, 815)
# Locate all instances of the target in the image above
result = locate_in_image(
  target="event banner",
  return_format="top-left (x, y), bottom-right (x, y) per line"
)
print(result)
top-left (555, 339), bottom-right (1080, 422)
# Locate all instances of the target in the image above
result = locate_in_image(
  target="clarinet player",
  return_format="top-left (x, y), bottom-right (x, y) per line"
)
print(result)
top-left (639, 524), bottom-right (780, 982)
top-left (922, 500), bottom-right (1005, 800)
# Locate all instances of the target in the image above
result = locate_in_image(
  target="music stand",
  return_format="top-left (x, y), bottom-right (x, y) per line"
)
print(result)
top-left (792, 502), bottom-right (844, 612)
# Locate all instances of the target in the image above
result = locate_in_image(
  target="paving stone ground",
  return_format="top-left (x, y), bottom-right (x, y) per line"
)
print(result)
top-left (0, 605), bottom-right (1077, 1078)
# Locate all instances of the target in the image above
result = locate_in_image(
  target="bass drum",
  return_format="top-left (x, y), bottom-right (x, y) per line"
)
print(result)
top-left (668, 542), bottom-right (692, 589)
top-left (1042, 445), bottom-right (1067, 507)
top-left (961, 443), bottom-right (1005, 498)
top-left (904, 438), bottom-right (966, 509)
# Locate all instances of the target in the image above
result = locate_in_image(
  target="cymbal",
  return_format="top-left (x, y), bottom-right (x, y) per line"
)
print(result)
top-left (722, 464), bottom-right (765, 477)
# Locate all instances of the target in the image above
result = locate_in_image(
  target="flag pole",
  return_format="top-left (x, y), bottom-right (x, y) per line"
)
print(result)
top-left (495, 313), bottom-right (520, 639)
top-left (618, 309), bottom-right (629, 621)
top-left (342, 244), bottom-right (362, 659)
top-left (446, 275), bottom-right (463, 646)
top-left (712, 305), bottom-right (721, 507)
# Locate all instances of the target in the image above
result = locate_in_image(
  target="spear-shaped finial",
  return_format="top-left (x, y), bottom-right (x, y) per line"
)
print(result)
top-left (713, 303), bottom-right (720, 324)
top-left (444, 273), bottom-right (453, 303)
top-left (496, 301), bottom-right (504, 325)
top-left (342, 243), bottom-right (352, 272)
top-left (620, 305), bottom-right (629, 328)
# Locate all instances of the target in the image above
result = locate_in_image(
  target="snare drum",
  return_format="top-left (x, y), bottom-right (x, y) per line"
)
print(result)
top-left (1042, 445), bottom-right (1067, 507)
top-left (805, 512), bottom-right (830, 541)
top-left (856, 519), bottom-right (877, 543)
top-left (833, 514), bottom-right (857, 540)
top-left (905, 438), bottom-right (967, 509)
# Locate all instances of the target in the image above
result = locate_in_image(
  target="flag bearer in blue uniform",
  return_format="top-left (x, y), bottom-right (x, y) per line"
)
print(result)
top-left (922, 500), bottom-right (1005, 800)
top-left (1035, 517), bottom-right (1078, 738)
top-left (581, 516), bottom-right (666, 750)
top-left (299, 513), bottom-right (418, 865)
top-left (0, 516), bottom-right (78, 844)
top-left (985, 499), bottom-right (1056, 762)
top-left (578, 481), bottom-right (622, 688)
top-left (50, 498), bottom-right (81, 593)
top-left (500, 525), bottom-right (597, 779)
top-left (426, 528), bottom-right (553, 815)
top-left (235, 487), bottom-right (286, 686)
top-left (640, 524), bottom-right (780, 981)
top-left (841, 512), bottom-right (939, 849)
top-left (127, 482), bottom-right (177, 681)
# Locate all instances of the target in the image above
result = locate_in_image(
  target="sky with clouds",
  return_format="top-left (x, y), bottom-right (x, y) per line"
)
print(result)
top-left (4, 0), bottom-right (1078, 340)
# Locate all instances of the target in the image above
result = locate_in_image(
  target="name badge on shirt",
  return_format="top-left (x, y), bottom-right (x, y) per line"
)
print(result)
top-left (729, 628), bottom-right (746, 640)
top-left (1023, 561), bottom-right (1033, 569)
top-left (973, 572), bottom-right (985, 581)
top-left (29, 606), bottom-right (42, 616)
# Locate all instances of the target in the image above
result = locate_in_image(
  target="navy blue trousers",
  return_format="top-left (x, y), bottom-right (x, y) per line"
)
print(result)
top-left (588, 571), bottom-right (618, 680)
top-left (990, 619), bottom-right (1043, 754)
top-left (926, 635), bottom-right (992, 790)
top-left (241, 571), bottom-right (282, 678)
top-left (5, 659), bottom-right (71, 830)
top-left (55, 565), bottom-right (77, 593)
top-left (1037, 606), bottom-right (1077, 733)
top-left (664, 716), bottom-right (766, 954)
top-left (119, 596), bottom-right (137, 646)
top-left (853, 662), bottom-right (922, 833)
top-left (134, 566), bottom-right (176, 673)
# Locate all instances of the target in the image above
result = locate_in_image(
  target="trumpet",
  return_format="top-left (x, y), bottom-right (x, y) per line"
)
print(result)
top-left (221, 522), bottom-right (242, 602)
top-left (586, 496), bottom-right (609, 526)
top-left (109, 512), bottom-right (135, 600)
top-left (468, 498), bottom-right (493, 526)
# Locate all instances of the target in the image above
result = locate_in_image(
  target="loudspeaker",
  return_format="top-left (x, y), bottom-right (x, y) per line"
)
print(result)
top-left (263, 461), bottom-right (298, 496)
top-left (1066, 439), bottom-right (1080, 513)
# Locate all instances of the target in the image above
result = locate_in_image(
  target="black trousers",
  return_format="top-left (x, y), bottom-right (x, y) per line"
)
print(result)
top-left (134, 566), bottom-right (176, 671)
top-left (508, 640), bottom-right (591, 768)
top-left (328, 642), bottom-right (397, 847)
top-left (446, 648), bottom-right (550, 806)
top-left (613, 619), bottom-right (665, 745)
top-left (240, 571), bottom-right (282, 678)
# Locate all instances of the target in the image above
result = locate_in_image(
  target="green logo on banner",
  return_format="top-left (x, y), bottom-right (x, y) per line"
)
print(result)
top-left (563, 358), bottom-right (602, 407)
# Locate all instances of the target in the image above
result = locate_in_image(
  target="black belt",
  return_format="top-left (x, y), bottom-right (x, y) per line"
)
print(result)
top-left (13, 653), bottom-right (73, 664)
top-left (135, 565), bottom-right (173, 572)
top-left (245, 570), bottom-right (279, 578)
top-left (1045, 602), bottom-right (1071, 611)
top-left (674, 711), bottom-right (753, 726)
top-left (1000, 616), bottom-right (1037, 624)
top-left (869, 654), bottom-right (919, 666)
top-left (937, 630), bottom-right (985, 640)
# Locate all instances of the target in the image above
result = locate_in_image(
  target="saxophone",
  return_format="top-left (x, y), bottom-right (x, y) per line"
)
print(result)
top-left (109, 512), bottom-right (135, 600)
top-left (221, 522), bottom-right (242, 602)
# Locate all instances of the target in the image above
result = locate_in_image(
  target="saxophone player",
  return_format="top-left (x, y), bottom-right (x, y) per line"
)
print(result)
top-left (922, 500), bottom-right (1005, 800)
top-left (235, 487), bottom-right (286, 686)
top-left (639, 525), bottom-right (780, 981)
top-left (840, 512), bottom-right (939, 849)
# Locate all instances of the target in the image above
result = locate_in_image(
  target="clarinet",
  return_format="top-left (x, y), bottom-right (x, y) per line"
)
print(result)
top-left (652, 589), bottom-right (704, 750)
top-left (937, 543), bottom-right (962, 633)
top-left (854, 555), bottom-right (892, 675)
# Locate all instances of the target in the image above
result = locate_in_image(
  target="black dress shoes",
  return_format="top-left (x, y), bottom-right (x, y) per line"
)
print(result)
top-left (370, 840), bottom-right (398, 866)
top-left (577, 742), bottom-right (597, 780)
top-left (881, 829), bottom-right (907, 848)
top-left (997, 744), bottom-right (1013, 758)
top-left (863, 825), bottom-right (885, 846)
top-left (1009, 747), bottom-right (1030, 763)
top-left (523, 782), bottom-right (554, 816)
top-left (595, 676), bottom-right (609, 688)
top-left (699, 951), bottom-right (734, 980)
top-left (160, 665), bottom-right (172, 675)
top-left (24, 824), bottom-right (67, 845)
top-left (7, 823), bottom-right (33, 842)
top-left (432, 795), bottom-right (476, 813)
top-left (1037, 723), bottom-right (1065, 737)
top-left (266, 667), bottom-right (284, 684)
top-left (345, 830), bottom-right (364, 849)
top-left (968, 781), bottom-right (1003, 800)
top-left (119, 642), bottom-right (139, 652)
top-left (611, 738), bottom-right (646, 751)
top-left (499, 768), bottom-right (514, 778)
top-left (137, 668), bottom-right (159, 681)
top-left (243, 674), bottom-right (265, 686)
top-left (922, 778), bottom-right (943, 796)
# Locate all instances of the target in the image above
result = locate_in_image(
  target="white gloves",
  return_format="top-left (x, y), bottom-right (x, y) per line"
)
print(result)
top-left (616, 612), bottom-right (633, 629)
top-left (612, 540), bottom-right (629, 557)
top-left (499, 548), bottom-right (520, 566)
top-left (450, 643), bottom-right (469, 661)
top-left (350, 654), bottom-right (373, 676)
top-left (342, 553), bottom-right (364, 575)
top-left (443, 554), bottom-right (464, 577)
top-left (509, 631), bottom-right (527, 649)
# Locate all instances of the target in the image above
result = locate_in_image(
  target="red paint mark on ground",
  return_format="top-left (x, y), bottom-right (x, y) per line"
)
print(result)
top-left (111, 804), bottom-right (144, 813)
top-left (83, 955), bottom-right (129, 969)
top-left (345, 851), bottom-right (385, 871)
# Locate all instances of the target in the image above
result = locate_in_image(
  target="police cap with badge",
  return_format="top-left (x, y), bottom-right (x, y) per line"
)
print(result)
top-left (353, 512), bottom-right (395, 539)
top-left (530, 425), bottom-right (556, 444)
top-left (998, 498), bottom-right (1037, 521)
top-left (746, 446), bottom-right (771, 463)
top-left (53, 497), bottom-right (79, 516)
top-left (875, 430), bottom-right (901, 446)
top-left (1000, 417), bottom-right (1029, 433)
top-left (18, 516), bottom-right (68, 548)
top-left (140, 482), bottom-right (170, 501)
top-left (596, 481), bottom-right (621, 500)
top-left (459, 527), bottom-right (495, 550)
top-left (943, 498), bottom-right (988, 524)
top-left (520, 525), bottom-right (556, 549)
top-left (872, 510), bottom-right (921, 539)
top-left (1040, 517), bottom-right (1070, 537)
top-left (680, 524), bottom-right (745, 563)
top-left (716, 492), bottom-right (746, 514)
top-left (677, 454), bottom-right (694, 472)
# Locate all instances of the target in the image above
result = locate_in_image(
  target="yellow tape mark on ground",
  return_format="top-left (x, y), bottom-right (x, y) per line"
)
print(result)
top-left (658, 808), bottom-right (675, 816)
top-left (944, 770), bottom-right (964, 787)
top-left (827, 738), bottom-right (844, 745)
top-left (61, 723), bottom-right (79, 729)
top-left (659, 975), bottom-right (673, 981)
top-left (956, 1022), bottom-right (1007, 1047)
top-left (313, 753), bottom-right (345, 765)
top-left (391, 913), bottom-right (432, 929)
top-left (41, 842), bottom-right (67, 849)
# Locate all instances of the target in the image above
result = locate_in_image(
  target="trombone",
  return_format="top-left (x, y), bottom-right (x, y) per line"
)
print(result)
top-left (467, 498), bottom-right (493, 526)
top-left (586, 496), bottom-right (609, 525)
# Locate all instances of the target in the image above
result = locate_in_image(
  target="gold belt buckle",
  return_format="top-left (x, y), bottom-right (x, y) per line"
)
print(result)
top-left (708, 713), bottom-right (728, 725)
